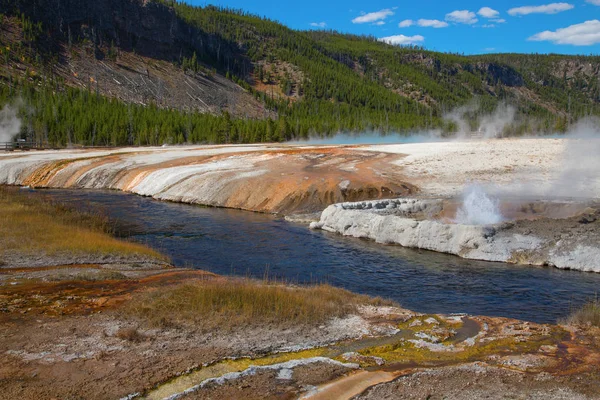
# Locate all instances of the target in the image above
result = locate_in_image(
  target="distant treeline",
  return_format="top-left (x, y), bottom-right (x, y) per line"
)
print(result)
top-left (1, 79), bottom-right (441, 146)
top-left (0, 77), bottom-right (585, 147)
top-left (160, 3), bottom-right (598, 124)
top-left (1, 2), bottom-right (599, 146)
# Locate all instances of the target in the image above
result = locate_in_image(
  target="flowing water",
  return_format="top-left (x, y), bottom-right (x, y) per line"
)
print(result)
top-left (34, 189), bottom-right (600, 324)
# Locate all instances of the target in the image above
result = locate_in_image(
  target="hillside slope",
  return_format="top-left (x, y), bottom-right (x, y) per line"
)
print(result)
top-left (0, 0), bottom-right (269, 118)
top-left (0, 0), bottom-right (599, 146)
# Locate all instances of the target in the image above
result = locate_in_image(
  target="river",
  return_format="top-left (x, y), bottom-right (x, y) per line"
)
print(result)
top-left (35, 188), bottom-right (600, 324)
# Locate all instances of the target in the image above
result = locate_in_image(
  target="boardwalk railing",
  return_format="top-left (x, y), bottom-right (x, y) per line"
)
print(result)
top-left (1, 142), bottom-right (47, 152)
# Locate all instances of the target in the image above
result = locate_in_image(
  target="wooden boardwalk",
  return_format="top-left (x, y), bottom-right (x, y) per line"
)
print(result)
top-left (2, 141), bottom-right (48, 152)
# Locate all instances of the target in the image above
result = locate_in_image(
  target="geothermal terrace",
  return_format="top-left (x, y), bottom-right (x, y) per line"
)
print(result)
top-left (1, 137), bottom-right (599, 272)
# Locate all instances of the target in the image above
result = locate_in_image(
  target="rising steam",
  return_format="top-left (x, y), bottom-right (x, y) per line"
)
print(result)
top-left (552, 117), bottom-right (600, 199)
top-left (455, 185), bottom-right (503, 225)
top-left (478, 104), bottom-right (516, 139)
top-left (444, 101), bottom-right (517, 139)
top-left (0, 104), bottom-right (21, 143)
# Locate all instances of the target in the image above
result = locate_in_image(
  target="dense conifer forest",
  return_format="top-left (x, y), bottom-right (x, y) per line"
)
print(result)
top-left (0, 0), bottom-right (599, 146)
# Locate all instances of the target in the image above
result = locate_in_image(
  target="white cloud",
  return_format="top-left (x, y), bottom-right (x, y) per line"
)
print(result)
top-left (445, 10), bottom-right (478, 24)
top-left (417, 19), bottom-right (449, 28)
top-left (494, 18), bottom-right (507, 23)
top-left (529, 19), bottom-right (600, 45)
top-left (399, 18), bottom-right (448, 28)
top-left (585, 0), bottom-right (600, 5)
top-left (508, 3), bottom-right (574, 16)
top-left (310, 22), bottom-right (327, 28)
top-left (352, 9), bottom-right (395, 24)
top-left (478, 7), bottom-right (500, 18)
top-left (379, 34), bottom-right (425, 45)
top-left (482, 24), bottom-right (496, 28)
top-left (373, 21), bottom-right (386, 26)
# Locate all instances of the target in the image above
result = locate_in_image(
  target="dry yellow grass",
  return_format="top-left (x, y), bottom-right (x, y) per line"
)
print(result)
top-left (123, 278), bottom-right (393, 329)
top-left (0, 186), bottom-right (164, 260)
top-left (566, 299), bottom-right (600, 327)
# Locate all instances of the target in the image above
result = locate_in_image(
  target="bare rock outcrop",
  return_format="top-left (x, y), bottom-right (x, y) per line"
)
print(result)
top-left (312, 199), bottom-right (600, 273)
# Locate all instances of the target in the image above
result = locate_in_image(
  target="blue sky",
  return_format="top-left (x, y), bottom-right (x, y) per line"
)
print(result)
top-left (187, 1), bottom-right (600, 55)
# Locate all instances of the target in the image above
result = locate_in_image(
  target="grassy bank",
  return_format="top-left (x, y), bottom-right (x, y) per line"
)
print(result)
top-left (123, 279), bottom-right (392, 329)
top-left (566, 300), bottom-right (600, 328)
top-left (0, 186), bottom-right (164, 260)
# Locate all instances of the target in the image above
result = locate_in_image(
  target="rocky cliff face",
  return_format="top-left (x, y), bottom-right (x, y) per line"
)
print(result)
top-left (1, 0), bottom-right (267, 117)
top-left (482, 63), bottom-right (524, 87)
top-left (6, 0), bottom-right (235, 62)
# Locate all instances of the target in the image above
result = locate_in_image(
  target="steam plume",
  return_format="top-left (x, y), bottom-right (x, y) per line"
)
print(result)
top-left (455, 185), bottom-right (503, 225)
top-left (552, 117), bottom-right (600, 199)
top-left (0, 104), bottom-right (21, 143)
top-left (444, 101), bottom-right (517, 139)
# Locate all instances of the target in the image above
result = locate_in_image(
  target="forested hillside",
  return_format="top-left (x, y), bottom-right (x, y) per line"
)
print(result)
top-left (0, 0), bottom-right (599, 146)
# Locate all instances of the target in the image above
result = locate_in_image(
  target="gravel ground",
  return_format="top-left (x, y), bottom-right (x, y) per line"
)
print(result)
top-left (356, 362), bottom-right (600, 400)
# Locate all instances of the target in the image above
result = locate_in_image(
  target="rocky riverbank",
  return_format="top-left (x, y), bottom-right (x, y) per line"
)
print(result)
top-left (311, 198), bottom-right (600, 273)
top-left (0, 144), bottom-right (415, 215)
top-left (2, 185), bottom-right (600, 399)
top-left (2, 138), bottom-right (599, 273)
top-left (4, 261), bottom-right (600, 399)
top-left (2, 138), bottom-right (598, 215)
